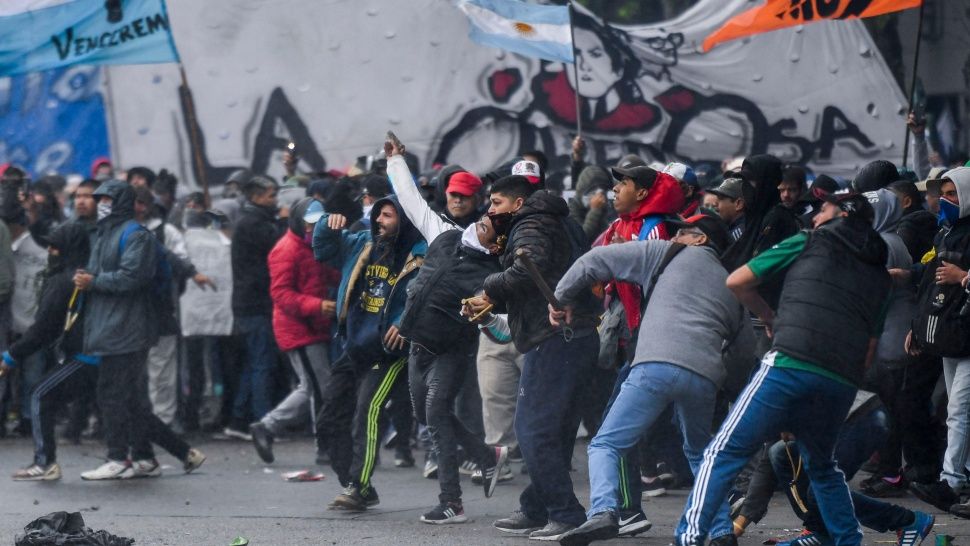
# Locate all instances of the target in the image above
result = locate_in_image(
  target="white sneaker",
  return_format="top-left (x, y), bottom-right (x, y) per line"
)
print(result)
top-left (12, 463), bottom-right (61, 481)
top-left (122, 459), bottom-right (161, 479)
top-left (81, 460), bottom-right (131, 480)
top-left (183, 448), bottom-right (206, 474)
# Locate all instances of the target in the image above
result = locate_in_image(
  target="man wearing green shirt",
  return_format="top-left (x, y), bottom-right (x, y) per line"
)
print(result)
top-left (677, 188), bottom-right (894, 546)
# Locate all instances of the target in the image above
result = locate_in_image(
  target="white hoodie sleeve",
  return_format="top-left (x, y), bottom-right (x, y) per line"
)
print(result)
top-left (386, 155), bottom-right (455, 244)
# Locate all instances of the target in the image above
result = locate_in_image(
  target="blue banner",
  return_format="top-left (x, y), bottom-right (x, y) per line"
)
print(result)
top-left (0, 0), bottom-right (179, 77)
top-left (0, 66), bottom-right (109, 176)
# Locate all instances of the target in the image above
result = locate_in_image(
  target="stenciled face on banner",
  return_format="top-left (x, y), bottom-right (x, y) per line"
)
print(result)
top-left (433, 6), bottom-right (887, 177)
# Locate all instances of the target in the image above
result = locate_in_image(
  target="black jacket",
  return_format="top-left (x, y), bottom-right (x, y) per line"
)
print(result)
top-left (897, 207), bottom-right (938, 263)
top-left (9, 222), bottom-right (90, 362)
top-left (483, 191), bottom-right (599, 352)
top-left (231, 201), bottom-right (283, 317)
top-left (399, 229), bottom-right (501, 354)
top-left (772, 218), bottom-right (890, 386)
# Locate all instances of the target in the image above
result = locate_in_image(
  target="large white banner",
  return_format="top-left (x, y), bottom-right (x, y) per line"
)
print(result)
top-left (105, 0), bottom-right (907, 185)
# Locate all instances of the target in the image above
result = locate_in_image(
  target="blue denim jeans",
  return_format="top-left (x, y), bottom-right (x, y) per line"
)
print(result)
top-left (942, 356), bottom-right (970, 489)
top-left (233, 315), bottom-right (277, 422)
top-left (588, 362), bottom-right (733, 536)
top-left (677, 359), bottom-right (861, 546)
top-left (516, 332), bottom-right (597, 527)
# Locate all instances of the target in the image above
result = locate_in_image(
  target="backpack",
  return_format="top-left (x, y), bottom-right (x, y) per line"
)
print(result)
top-left (118, 221), bottom-right (174, 303)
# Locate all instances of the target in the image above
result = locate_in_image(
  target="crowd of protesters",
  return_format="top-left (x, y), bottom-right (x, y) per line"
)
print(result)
top-left (0, 112), bottom-right (968, 546)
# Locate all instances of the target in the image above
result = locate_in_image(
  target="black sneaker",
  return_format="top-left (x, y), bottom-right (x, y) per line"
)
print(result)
top-left (494, 510), bottom-right (545, 534)
top-left (616, 510), bottom-right (652, 537)
top-left (641, 476), bottom-right (667, 498)
top-left (420, 501), bottom-right (467, 524)
top-left (952, 501), bottom-right (970, 519)
top-left (859, 475), bottom-right (906, 498)
top-left (559, 511), bottom-right (619, 546)
top-left (249, 422), bottom-right (274, 463)
top-left (710, 534), bottom-right (739, 546)
top-left (394, 447), bottom-right (415, 468)
top-left (657, 462), bottom-right (678, 487)
top-left (528, 520), bottom-right (574, 541)
top-left (910, 480), bottom-right (959, 511)
top-left (508, 446), bottom-right (524, 463)
top-left (482, 445), bottom-right (509, 498)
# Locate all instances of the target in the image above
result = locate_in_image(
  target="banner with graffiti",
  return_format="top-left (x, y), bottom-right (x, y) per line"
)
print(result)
top-left (104, 0), bottom-right (907, 186)
top-left (0, 65), bottom-right (109, 176)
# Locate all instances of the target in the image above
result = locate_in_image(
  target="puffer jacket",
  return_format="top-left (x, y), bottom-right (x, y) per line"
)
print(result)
top-left (598, 171), bottom-right (685, 332)
top-left (483, 190), bottom-right (599, 353)
top-left (83, 181), bottom-right (158, 356)
top-left (269, 198), bottom-right (340, 352)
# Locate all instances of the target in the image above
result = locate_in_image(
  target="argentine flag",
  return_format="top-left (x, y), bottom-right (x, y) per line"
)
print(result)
top-left (0, 0), bottom-right (180, 77)
top-left (458, 0), bottom-right (574, 64)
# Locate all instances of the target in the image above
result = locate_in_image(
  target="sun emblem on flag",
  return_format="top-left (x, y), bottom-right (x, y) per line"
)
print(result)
top-left (513, 21), bottom-right (535, 36)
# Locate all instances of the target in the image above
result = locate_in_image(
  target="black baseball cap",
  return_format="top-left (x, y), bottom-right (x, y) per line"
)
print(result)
top-left (611, 166), bottom-right (658, 189)
top-left (707, 177), bottom-right (744, 200)
top-left (669, 213), bottom-right (731, 254)
top-left (812, 186), bottom-right (874, 222)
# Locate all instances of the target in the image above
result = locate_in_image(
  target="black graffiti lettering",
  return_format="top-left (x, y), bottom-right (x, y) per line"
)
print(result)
top-left (815, 0), bottom-right (841, 18)
top-left (839, 0), bottom-right (875, 18)
top-left (816, 106), bottom-right (875, 159)
top-left (118, 25), bottom-right (134, 43)
top-left (251, 88), bottom-right (327, 175)
top-left (51, 27), bottom-right (73, 60)
top-left (799, 0), bottom-right (815, 21)
top-left (145, 13), bottom-right (169, 33)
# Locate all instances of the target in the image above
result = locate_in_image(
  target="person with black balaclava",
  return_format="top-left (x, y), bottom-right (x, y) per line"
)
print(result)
top-left (721, 154), bottom-right (801, 357)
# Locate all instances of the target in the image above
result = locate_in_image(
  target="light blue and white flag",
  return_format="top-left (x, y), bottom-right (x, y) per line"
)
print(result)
top-left (457, 0), bottom-right (574, 64)
top-left (0, 0), bottom-right (180, 77)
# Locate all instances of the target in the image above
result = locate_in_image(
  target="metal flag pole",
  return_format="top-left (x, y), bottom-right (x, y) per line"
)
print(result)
top-left (568, 1), bottom-right (582, 137)
top-left (901, 0), bottom-right (926, 169)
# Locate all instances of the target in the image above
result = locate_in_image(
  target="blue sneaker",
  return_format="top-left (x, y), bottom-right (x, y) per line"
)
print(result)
top-left (896, 511), bottom-right (934, 546)
top-left (777, 531), bottom-right (834, 546)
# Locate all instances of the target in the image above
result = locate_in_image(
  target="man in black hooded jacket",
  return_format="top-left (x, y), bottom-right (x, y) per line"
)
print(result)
top-left (466, 175), bottom-right (601, 540)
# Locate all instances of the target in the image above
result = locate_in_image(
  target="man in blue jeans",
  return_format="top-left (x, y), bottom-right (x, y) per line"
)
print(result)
top-left (676, 188), bottom-right (906, 546)
top-left (228, 175), bottom-right (283, 438)
top-left (553, 214), bottom-right (745, 546)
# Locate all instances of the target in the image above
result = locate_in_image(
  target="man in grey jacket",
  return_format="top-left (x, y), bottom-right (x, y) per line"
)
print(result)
top-left (553, 214), bottom-right (745, 546)
top-left (73, 180), bottom-right (161, 480)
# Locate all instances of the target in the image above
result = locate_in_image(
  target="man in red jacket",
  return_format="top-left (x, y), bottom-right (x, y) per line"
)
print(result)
top-left (250, 197), bottom-right (340, 464)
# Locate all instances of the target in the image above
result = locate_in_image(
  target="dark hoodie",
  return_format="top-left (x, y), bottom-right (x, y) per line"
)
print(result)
top-left (722, 155), bottom-right (800, 270)
top-left (9, 221), bottom-right (91, 363)
top-left (852, 160), bottom-right (898, 193)
top-left (314, 194), bottom-right (427, 363)
top-left (83, 180), bottom-right (158, 356)
top-left (231, 198), bottom-right (283, 317)
top-left (483, 190), bottom-right (599, 353)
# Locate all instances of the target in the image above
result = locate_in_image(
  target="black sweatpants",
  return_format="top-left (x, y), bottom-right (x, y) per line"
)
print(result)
top-left (317, 352), bottom-right (410, 492)
top-left (409, 345), bottom-right (493, 504)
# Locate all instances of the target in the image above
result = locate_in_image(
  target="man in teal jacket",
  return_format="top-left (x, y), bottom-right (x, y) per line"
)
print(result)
top-left (313, 194), bottom-right (427, 510)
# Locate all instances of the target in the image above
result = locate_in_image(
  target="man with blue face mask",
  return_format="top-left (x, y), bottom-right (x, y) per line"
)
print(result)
top-left (906, 167), bottom-right (970, 516)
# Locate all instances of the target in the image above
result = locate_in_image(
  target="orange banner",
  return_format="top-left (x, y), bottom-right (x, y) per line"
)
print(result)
top-left (703, 0), bottom-right (921, 52)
